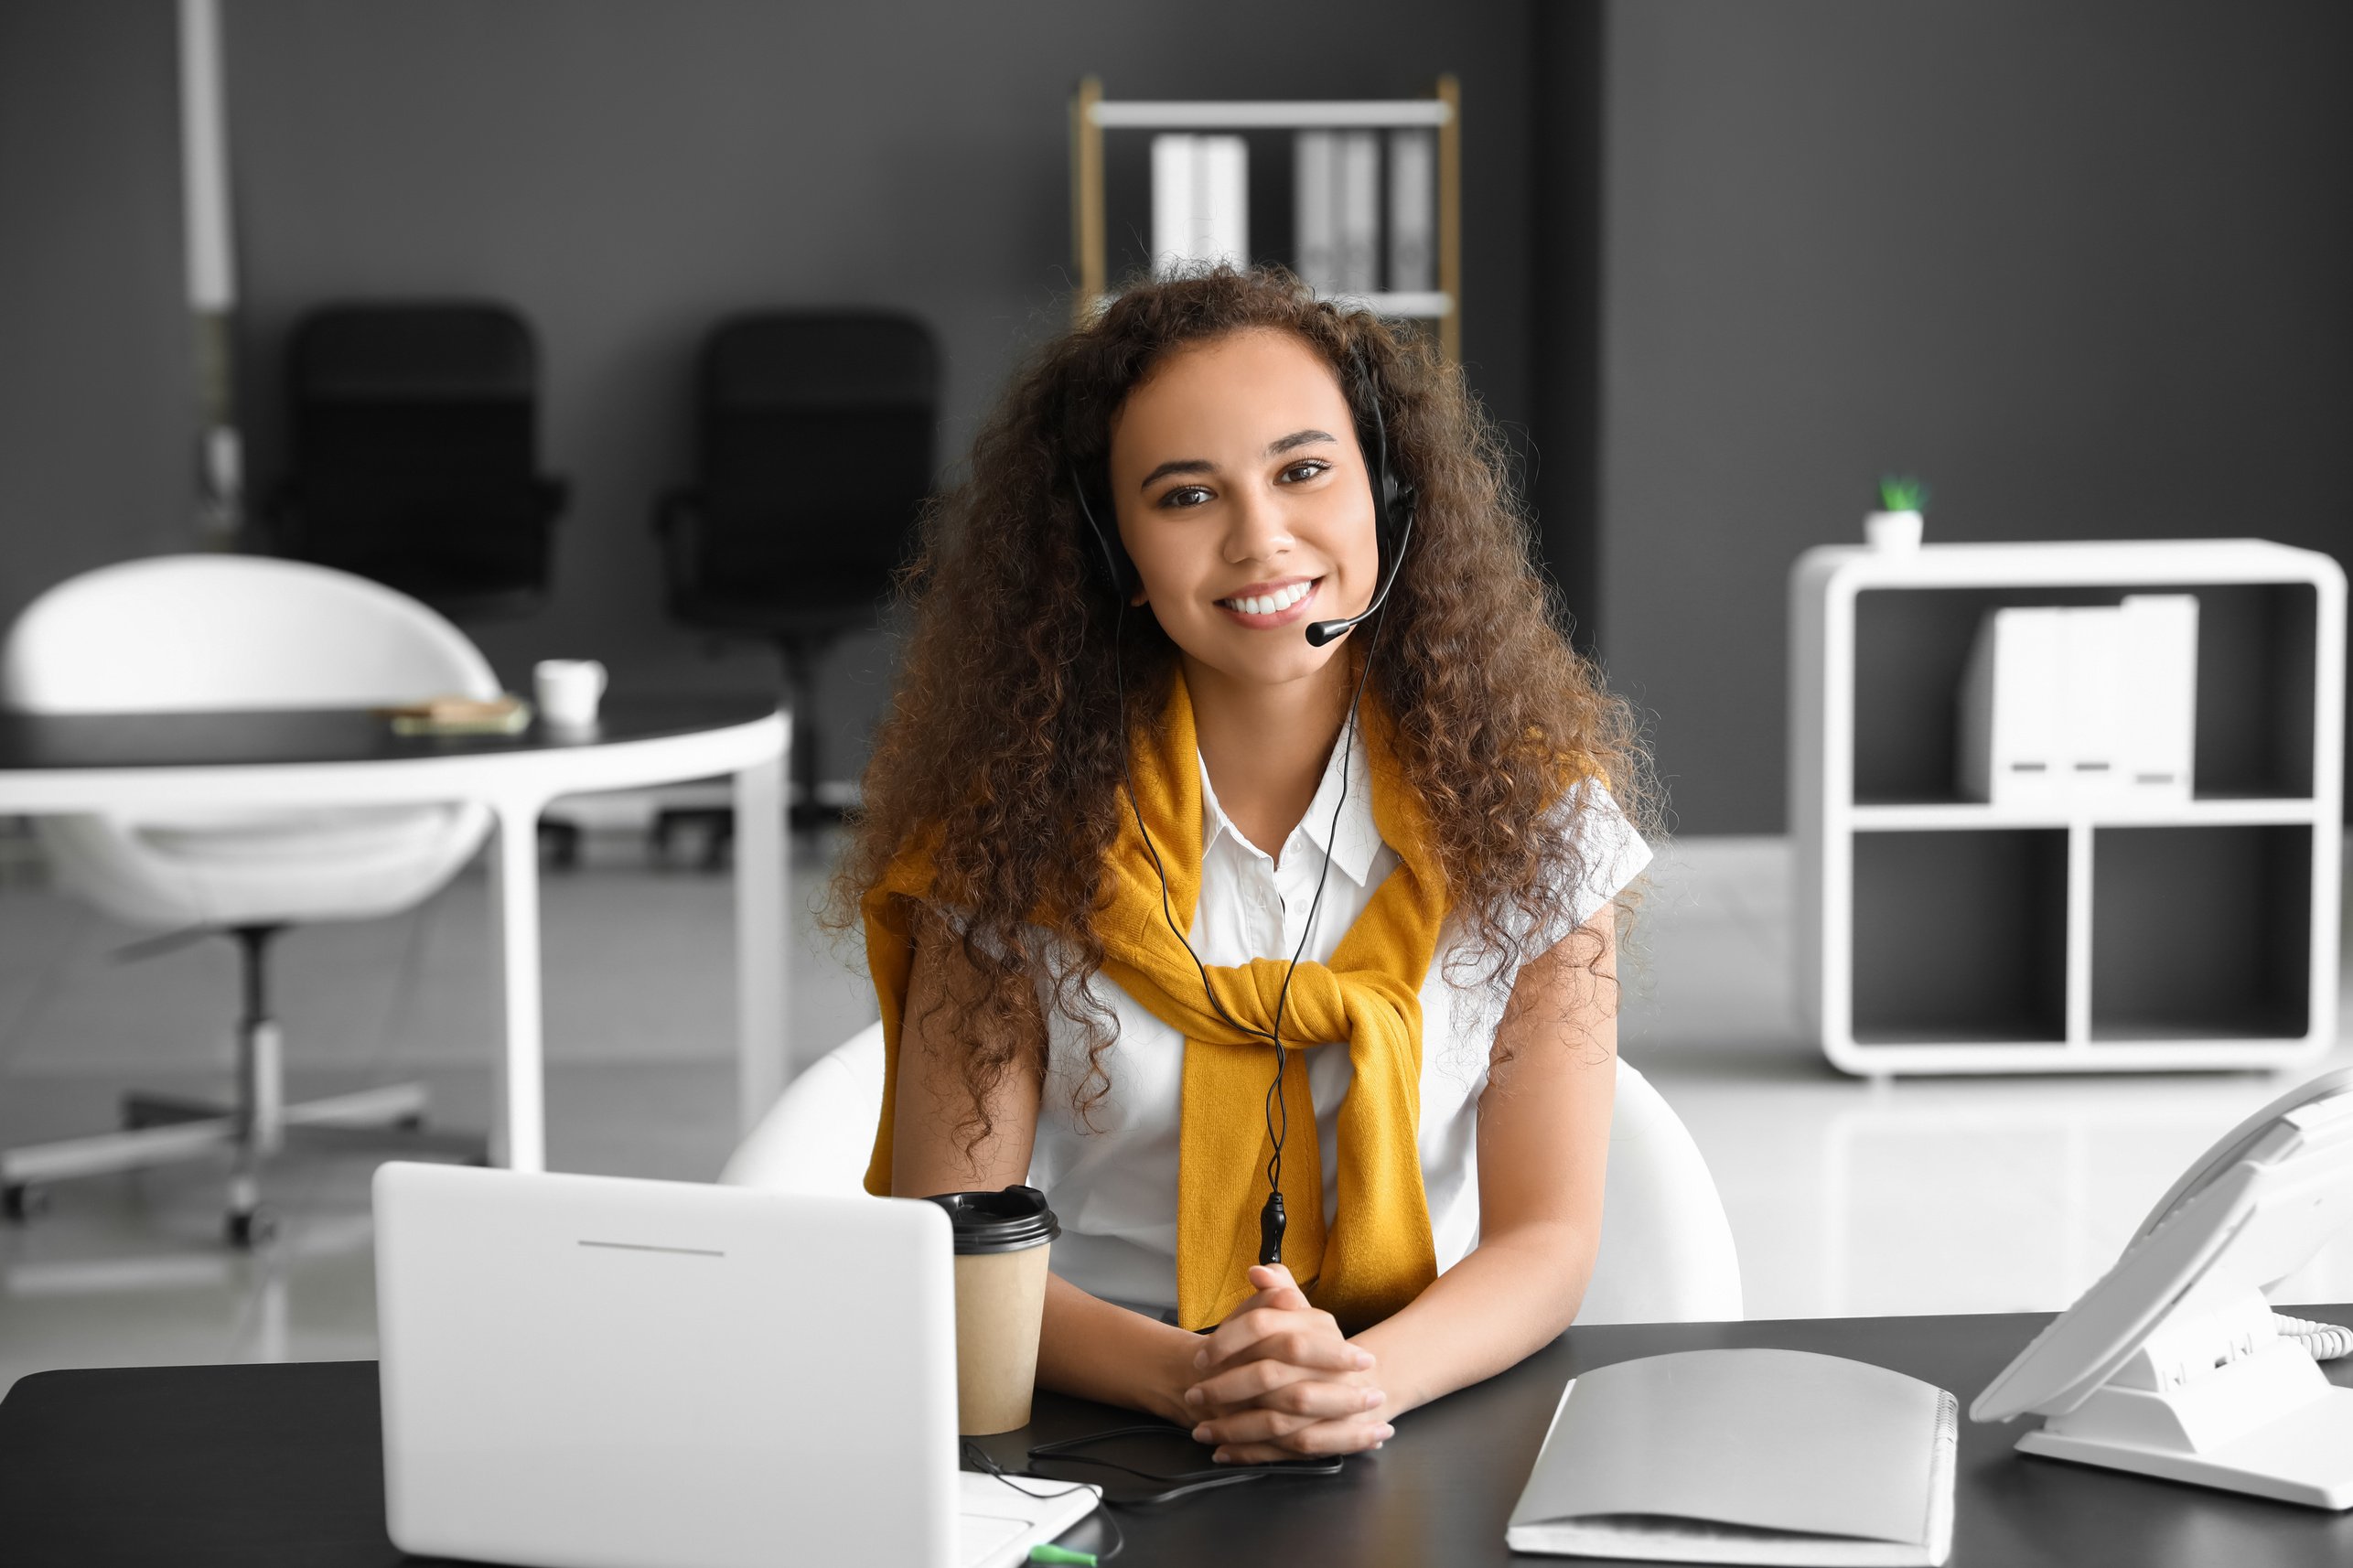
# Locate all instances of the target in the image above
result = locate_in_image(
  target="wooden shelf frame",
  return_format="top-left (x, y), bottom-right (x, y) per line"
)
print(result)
top-left (1069, 75), bottom-right (1462, 360)
top-left (1789, 537), bottom-right (2347, 1077)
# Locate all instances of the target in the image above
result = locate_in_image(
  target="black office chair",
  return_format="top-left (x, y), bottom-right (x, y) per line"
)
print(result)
top-left (654, 311), bottom-right (939, 842)
top-left (267, 303), bottom-right (568, 620)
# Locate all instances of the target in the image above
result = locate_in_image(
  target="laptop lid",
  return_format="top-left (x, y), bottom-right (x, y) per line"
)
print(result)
top-left (373, 1162), bottom-right (959, 1568)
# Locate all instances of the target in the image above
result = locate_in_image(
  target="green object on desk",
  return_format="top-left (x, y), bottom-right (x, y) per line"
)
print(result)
top-left (1028, 1546), bottom-right (1097, 1565)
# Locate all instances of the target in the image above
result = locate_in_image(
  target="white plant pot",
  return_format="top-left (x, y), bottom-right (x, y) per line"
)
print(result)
top-left (1865, 510), bottom-right (1924, 551)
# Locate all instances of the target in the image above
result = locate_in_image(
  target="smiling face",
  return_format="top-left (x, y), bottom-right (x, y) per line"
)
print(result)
top-left (1106, 328), bottom-right (1381, 693)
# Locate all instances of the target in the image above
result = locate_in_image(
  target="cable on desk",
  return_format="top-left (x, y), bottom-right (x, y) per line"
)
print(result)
top-left (1022, 1423), bottom-right (1345, 1505)
top-left (962, 1440), bottom-right (1124, 1562)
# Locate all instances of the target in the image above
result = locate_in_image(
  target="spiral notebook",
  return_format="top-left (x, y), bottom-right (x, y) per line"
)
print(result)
top-left (1507, 1348), bottom-right (1958, 1566)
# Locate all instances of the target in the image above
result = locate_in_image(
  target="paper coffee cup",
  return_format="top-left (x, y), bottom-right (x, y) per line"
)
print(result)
top-left (924, 1186), bottom-right (1058, 1435)
top-left (532, 659), bottom-right (607, 730)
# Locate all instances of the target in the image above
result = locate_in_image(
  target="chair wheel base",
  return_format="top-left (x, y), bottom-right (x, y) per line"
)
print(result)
top-left (3, 1184), bottom-right (48, 1222)
top-left (227, 1208), bottom-right (278, 1248)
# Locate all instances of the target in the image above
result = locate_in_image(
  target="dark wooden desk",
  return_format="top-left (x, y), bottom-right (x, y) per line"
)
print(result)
top-left (4, 1308), bottom-right (2349, 1567)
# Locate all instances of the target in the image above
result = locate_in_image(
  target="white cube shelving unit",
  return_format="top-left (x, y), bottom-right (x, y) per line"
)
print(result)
top-left (1791, 538), bottom-right (2345, 1076)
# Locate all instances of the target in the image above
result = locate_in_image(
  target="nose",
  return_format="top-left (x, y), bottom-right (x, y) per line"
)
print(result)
top-left (1221, 479), bottom-right (1294, 566)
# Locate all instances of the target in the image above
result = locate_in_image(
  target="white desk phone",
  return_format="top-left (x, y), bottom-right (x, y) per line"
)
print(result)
top-left (1971, 1065), bottom-right (2353, 1509)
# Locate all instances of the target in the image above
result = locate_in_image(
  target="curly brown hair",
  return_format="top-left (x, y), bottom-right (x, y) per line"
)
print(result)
top-left (828, 264), bottom-right (1657, 1148)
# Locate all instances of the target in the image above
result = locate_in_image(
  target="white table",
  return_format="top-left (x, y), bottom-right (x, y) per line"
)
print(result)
top-left (0, 696), bottom-right (790, 1171)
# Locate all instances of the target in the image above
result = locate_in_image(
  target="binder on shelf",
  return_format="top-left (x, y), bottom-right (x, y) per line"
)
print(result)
top-left (1958, 607), bottom-right (2068, 804)
top-left (1335, 130), bottom-right (1380, 295)
top-left (1386, 129), bottom-right (1435, 294)
top-left (2059, 606), bottom-right (2125, 800)
top-left (1957, 599), bottom-right (2199, 806)
top-left (2119, 594), bottom-right (2197, 800)
top-left (1294, 131), bottom-right (1338, 293)
top-left (1150, 134), bottom-right (1194, 279)
top-left (1151, 134), bottom-right (1248, 278)
top-left (1200, 134), bottom-right (1246, 271)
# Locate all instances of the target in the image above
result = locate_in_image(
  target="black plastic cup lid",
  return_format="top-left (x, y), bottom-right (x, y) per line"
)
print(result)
top-left (923, 1185), bottom-right (1060, 1254)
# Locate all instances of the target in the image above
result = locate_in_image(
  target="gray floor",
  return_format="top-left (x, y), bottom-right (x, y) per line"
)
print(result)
top-left (3, 829), bottom-right (2348, 1396)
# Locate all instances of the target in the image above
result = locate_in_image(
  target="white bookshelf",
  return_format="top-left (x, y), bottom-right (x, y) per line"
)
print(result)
top-left (1069, 77), bottom-right (1462, 360)
top-left (1790, 538), bottom-right (2346, 1076)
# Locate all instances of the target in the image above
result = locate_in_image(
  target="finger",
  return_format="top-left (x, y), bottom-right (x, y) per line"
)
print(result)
top-left (1191, 1380), bottom-right (1384, 1437)
top-left (1214, 1439), bottom-right (1384, 1465)
top-left (1195, 1308), bottom-right (1364, 1365)
top-left (1189, 1355), bottom-right (1382, 1410)
top-left (1242, 1267), bottom-right (1316, 1318)
top-left (1211, 1417), bottom-right (1395, 1464)
top-left (1187, 1355), bottom-right (1318, 1409)
top-left (1186, 1393), bottom-right (1317, 1431)
top-left (1194, 1306), bottom-right (1351, 1373)
top-left (1202, 1328), bottom-right (1361, 1385)
top-left (1208, 1280), bottom-right (1296, 1332)
top-left (1193, 1305), bottom-right (1295, 1371)
top-left (1220, 1277), bottom-right (1313, 1330)
top-left (1192, 1327), bottom-right (1370, 1391)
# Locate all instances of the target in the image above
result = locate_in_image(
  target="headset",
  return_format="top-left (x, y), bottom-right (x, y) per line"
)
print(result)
top-left (1066, 338), bottom-right (1418, 1275)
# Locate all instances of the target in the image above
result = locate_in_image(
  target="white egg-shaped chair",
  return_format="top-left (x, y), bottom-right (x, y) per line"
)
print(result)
top-left (0, 555), bottom-right (499, 1243)
top-left (722, 1020), bottom-right (1744, 1326)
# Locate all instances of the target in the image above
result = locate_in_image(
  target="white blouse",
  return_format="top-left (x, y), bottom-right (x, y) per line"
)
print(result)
top-left (1023, 723), bottom-right (1652, 1317)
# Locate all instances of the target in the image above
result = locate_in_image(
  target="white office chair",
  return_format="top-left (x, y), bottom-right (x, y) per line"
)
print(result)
top-left (0, 555), bottom-right (499, 1244)
top-left (723, 1021), bottom-right (1744, 1326)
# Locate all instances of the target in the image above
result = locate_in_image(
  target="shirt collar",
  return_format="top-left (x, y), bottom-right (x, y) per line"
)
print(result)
top-left (1195, 716), bottom-right (1385, 887)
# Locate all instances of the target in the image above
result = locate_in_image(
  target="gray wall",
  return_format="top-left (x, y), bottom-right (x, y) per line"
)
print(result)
top-left (2, 1), bottom-right (1538, 792)
top-left (14, 4), bottom-right (2350, 834)
top-left (0, 4), bottom-right (193, 628)
top-left (1527, 1), bottom-right (1605, 658)
top-left (1591, 0), bottom-right (2353, 833)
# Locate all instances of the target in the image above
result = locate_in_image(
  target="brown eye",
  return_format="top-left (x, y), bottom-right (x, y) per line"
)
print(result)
top-left (1281, 460), bottom-right (1331, 484)
top-left (1159, 486), bottom-right (1212, 510)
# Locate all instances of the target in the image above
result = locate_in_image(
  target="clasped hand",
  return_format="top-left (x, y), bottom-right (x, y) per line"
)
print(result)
top-left (1181, 1263), bottom-right (1393, 1463)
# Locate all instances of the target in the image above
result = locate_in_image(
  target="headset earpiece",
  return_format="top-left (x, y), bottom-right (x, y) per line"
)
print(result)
top-left (1068, 461), bottom-right (1139, 600)
top-left (1347, 340), bottom-right (1412, 564)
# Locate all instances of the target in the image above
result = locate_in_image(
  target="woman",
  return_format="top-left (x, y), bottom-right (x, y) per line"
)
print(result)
top-left (833, 265), bottom-right (1655, 1465)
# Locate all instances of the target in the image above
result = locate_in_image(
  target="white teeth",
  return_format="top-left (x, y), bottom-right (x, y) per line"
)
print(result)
top-left (1224, 582), bottom-right (1311, 616)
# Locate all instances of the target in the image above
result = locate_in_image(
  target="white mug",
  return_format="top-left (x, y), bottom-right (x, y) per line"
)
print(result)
top-left (533, 659), bottom-right (607, 730)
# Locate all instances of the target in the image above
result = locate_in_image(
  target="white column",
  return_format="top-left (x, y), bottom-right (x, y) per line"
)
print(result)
top-left (492, 801), bottom-right (547, 1172)
top-left (735, 737), bottom-right (790, 1133)
top-left (177, 0), bottom-right (242, 542)
top-left (177, 0), bottom-right (236, 314)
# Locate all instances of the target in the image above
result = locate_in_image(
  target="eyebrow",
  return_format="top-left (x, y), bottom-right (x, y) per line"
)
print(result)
top-left (1137, 429), bottom-right (1339, 491)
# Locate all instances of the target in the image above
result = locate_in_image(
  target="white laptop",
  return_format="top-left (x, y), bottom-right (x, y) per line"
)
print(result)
top-left (373, 1163), bottom-right (1101, 1568)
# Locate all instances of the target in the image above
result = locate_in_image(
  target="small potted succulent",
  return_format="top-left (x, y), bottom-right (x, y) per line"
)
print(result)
top-left (1865, 475), bottom-right (1929, 551)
